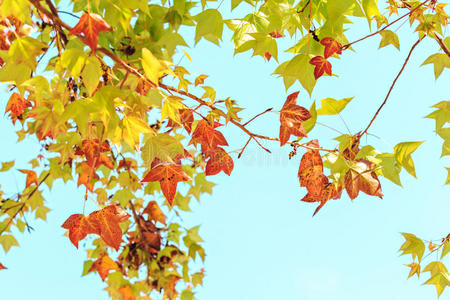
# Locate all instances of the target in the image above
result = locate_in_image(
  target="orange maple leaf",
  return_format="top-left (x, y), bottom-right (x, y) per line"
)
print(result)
top-left (279, 92), bottom-right (311, 146)
top-left (301, 181), bottom-right (342, 216)
top-left (75, 139), bottom-right (113, 169)
top-left (18, 169), bottom-right (38, 188)
top-left (77, 161), bottom-right (99, 192)
top-left (118, 286), bottom-right (135, 300)
top-left (309, 56), bottom-right (332, 79)
top-left (190, 120), bottom-right (228, 153)
top-left (167, 109), bottom-right (194, 134)
top-left (62, 205), bottom-right (130, 250)
top-left (61, 213), bottom-right (98, 248)
top-left (87, 205), bottom-right (131, 250)
top-left (5, 93), bottom-right (32, 118)
top-left (205, 147), bottom-right (234, 176)
top-left (0, 262), bottom-right (6, 270)
top-left (88, 255), bottom-right (119, 281)
top-left (264, 52), bottom-right (272, 61)
top-left (344, 159), bottom-right (383, 200)
top-left (69, 13), bottom-right (112, 51)
top-left (141, 162), bottom-right (191, 205)
top-left (320, 37), bottom-right (342, 58)
top-left (143, 201), bottom-right (167, 225)
top-left (406, 262), bottom-right (420, 278)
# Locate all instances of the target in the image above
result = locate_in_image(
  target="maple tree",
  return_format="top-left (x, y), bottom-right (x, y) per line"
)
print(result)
top-left (0, 0), bottom-right (448, 299)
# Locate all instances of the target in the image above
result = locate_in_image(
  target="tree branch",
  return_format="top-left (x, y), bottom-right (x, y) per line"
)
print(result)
top-left (0, 172), bottom-right (50, 236)
top-left (361, 38), bottom-right (423, 137)
top-left (28, 0), bottom-right (337, 154)
top-left (433, 34), bottom-right (450, 58)
top-left (342, 0), bottom-right (429, 50)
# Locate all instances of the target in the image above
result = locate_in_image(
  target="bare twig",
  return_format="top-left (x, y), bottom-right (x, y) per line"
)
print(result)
top-left (342, 0), bottom-right (429, 50)
top-left (361, 38), bottom-right (423, 137)
top-left (243, 108), bottom-right (273, 126)
top-left (0, 173), bottom-right (50, 236)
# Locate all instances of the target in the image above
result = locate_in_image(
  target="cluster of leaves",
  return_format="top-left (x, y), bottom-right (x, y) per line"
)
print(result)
top-left (400, 233), bottom-right (450, 297)
top-left (0, 0), bottom-right (447, 299)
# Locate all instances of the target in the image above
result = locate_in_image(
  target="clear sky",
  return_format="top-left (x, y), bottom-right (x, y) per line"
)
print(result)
top-left (0, 2), bottom-right (449, 300)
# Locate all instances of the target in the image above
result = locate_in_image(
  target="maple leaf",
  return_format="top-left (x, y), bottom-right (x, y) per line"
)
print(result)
top-left (143, 201), bottom-right (167, 225)
top-left (264, 52), bottom-right (272, 61)
top-left (0, 262), bottom-right (6, 270)
top-left (76, 139), bottom-right (113, 169)
top-left (167, 109), bottom-right (194, 134)
top-left (77, 161), bottom-right (99, 192)
top-left (205, 147), bottom-right (234, 176)
top-left (18, 169), bottom-right (38, 188)
top-left (344, 159), bottom-right (383, 200)
top-left (5, 93), bottom-right (31, 118)
top-left (279, 92), bottom-right (311, 146)
top-left (62, 205), bottom-right (129, 250)
top-left (406, 262), bottom-right (421, 278)
top-left (87, 205), bottom-right (131, 250)
top-left (141, 162), bottom-right (191, 205)
top-left (61, 213), bottom-right (98, 248)
top-left (190, 120), bottom-right (228, 153)
top-left (301, 181), bottom-right (342, 216)
top-left (298, 140), bottom-right (324, 190)
top-left (309, 56), bottom-right (332, 79)
top-left (118, 286), bottom-right (135, 300)
top-left (320, 37), bottom-right (342, 58)
top-left (69, 13), bottom-right (112, 51)
top-left (89, 255), bottom-right (118, 281)
top-left (195, 74), bottom-right (208, 86)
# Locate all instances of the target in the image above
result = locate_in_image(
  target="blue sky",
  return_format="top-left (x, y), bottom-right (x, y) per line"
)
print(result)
top-left (0, 3), bottom-right (449, 300)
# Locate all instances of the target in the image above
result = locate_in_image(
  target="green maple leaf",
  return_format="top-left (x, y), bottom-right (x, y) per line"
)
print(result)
top-left (394, 141), bottom-right (423, 178)
top-left (426, 101), bottom-right (450, 131)
top-left (424, 272), bottom-right (450, 297)
top-left (399, 233), bottom-right (425, 262)
top-left (379, 30), bottom-right (400, 50)
top-left (422, 53), bottom-right (450, 79)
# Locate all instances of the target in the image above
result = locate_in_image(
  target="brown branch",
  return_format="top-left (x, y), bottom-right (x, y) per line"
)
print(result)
top-left (297, 0), bottom-right (311, 13)
top-left (28, 0), bottom-right (337, 154)
top-left (361, 38), bottom-right (423, 137)
top-left (238, 137), bottom-right (252, 158)
top-left (342, 0), bottom-right (429, 50)
top-left (433, 34), bottom-right (450, 58)
top-left (0, 173), bottom-right (50, 236)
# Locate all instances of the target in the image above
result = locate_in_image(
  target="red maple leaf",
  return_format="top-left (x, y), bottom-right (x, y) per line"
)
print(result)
top-left (0, 262), bottom-right (6, 270)
top-left (62, 205), bottom-right (130, 250)
top-left (309, 56), bottom-right (332, 79)
top-left (264, 52), bottom-right (272, 61)
top-left (301, 182), bottom-right (342, 216)
top-left (69, 13), bottom-right (112, 51)
top-left (298, 140), bottom-right (342, 215)
top-left (298, 140), bottom-right (324, 189)
top-left (18, 169), bottom-right (38, 188)
top-left (320, 37), bottom-right (342, 58)
top-left (5, 93), bottom-right (32, 119)
top-left (141, 162), bottom-right (191, 205)
top-left (205, 147), bottom-right (234, 176)
top-left (88, 255), bottom-right (119, 281)
top-left (279, 92), bottom-right (311, 146)
top-left (167, 109), bottom-right (194, 134)
top-left (75, 139), bottom-right (113, 169)
top-left (344, 159), bottom-right (383, 200)
top-left (190, 120), bottom-right (228, 153)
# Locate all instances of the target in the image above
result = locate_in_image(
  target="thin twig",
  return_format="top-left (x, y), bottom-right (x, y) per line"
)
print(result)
top-left (297, 0), bottom-right (311, 13)
top-left (361, 38), bottom-right (423, 137)
top-left (433, 34), bottom-right (450, 58)
top-left (243, 108), bottom-right (273, 126)
top-left (342, 0), bottom-right (429, 50)
top-left (238, 137), bottom-right (252, 158)
top-left (0, 173), bottom-right (50, 236)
